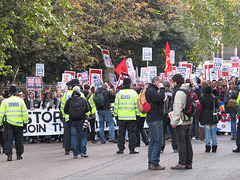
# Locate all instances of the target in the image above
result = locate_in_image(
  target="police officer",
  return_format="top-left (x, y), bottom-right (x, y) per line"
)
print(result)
top-left (114, 78), bottom-right (140, 154)
top-left (0, 84), bottom-right (28, 161)
top-left (60, 79), bottom-right (85, 155)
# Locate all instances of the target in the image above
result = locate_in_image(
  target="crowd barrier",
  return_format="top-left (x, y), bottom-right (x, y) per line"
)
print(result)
top-left (23, 109), bottom-right (236, 136)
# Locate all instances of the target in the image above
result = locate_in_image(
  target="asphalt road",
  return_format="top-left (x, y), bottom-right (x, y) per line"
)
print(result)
top-left (1, 135), bottom-right (240, 180)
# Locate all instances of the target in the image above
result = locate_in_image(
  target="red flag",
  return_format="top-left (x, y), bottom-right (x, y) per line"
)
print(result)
top-left (115, 59), bottom-right (128, 75)
top-left (165, 41), bottom-right (172, 77)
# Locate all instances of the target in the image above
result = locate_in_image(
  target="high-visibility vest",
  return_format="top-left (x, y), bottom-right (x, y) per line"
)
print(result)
top-left (0, 96), bottom-right (28, 127)
top-left (114, 89), bottom-right (140, 120)
top-left (88, 94), bottom-right (96, 115)
top-left (60, 90), bottom-right (86, 122)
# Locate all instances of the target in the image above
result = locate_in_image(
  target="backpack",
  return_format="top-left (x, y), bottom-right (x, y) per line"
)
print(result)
top-left (231, 88), bottom-right (239, 99)
top-left (69, 96), bottom-right (87, 120)
top-left (137, 88), bottom-right (151, 113)
top-left (178, 89), bottom-right (200, 118)
top-left (228, 99), bottom-right (238, 108)
top-left (94, 90), bottom-right (106, 109)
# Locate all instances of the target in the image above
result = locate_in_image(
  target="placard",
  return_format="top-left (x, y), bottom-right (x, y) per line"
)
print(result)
top-left (176, 67), bottom-right (187, 79)
top-left (36, 63), bottom-right (44, 77)
top-left (89, 69), bottom-right (102, 87)
top-left (102, 49), bottom-right (113, 67)
top-left (231, 57), bottom-right (239, 68)
top-left (142, 47), bottom-right (152, 61)
top-left (170, 50), bottom-right (175, 64)
top-left (221, 65), bottom-right (229, 77)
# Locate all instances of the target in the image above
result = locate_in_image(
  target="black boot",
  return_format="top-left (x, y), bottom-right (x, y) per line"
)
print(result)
top-left (233, 147), bottom-right (240, 153)
top-left (7, 155), bottom-right (12, 161)
top-left (205, 146), bottom-right (211, 153)
top-left (212, 145), bottom-right (217, 153)
top-left (17, 154), bottom-right (23, 160)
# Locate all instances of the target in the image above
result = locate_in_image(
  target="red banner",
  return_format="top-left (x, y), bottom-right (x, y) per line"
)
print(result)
top-left (115, 59), bottom-right (128, 75)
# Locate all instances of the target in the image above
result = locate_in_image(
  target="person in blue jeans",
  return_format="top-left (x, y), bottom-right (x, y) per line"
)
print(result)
top-left (145, 76), bottom-right (166, 170)
top-left (71, 121), bottom-right (88, 158)
top-left (64, 86), bottom-right (91, 158)
top-left (199, 86), bottom-right (218, 153)
top-left (96, 84), bottom-right (117, 144)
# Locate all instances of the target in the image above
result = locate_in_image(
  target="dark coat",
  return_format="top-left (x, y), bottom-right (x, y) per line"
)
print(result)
top-left (96, 88), bottom-right (115, 110)
top-left (24, 98), bottom-right (40, 109)
top-left (145, 83), bottom-right (165, 123)
top-left (199, 94), bottom-right (219, 125)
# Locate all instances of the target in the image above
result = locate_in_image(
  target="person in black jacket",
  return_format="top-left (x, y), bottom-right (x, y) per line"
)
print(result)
top-left (199, 86), bottom-right (218, 153)
top-left (145, 76), bottom-right (166, 170)
top-left (64, 86), bottom-right (90, 158)
top-left (96, 84), bottom-right (117, 144)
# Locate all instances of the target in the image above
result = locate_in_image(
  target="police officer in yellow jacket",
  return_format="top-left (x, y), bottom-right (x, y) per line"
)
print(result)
top-left (0, 85), bottom-right (28, 161)
top-left (114, 78), bottom-right (140, 154)
top-left (60, 80), bottom-right (73, 155)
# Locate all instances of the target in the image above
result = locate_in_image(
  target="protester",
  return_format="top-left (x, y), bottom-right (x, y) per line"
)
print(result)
top-left (60, 79), bottom-right (85, 155)
top-left (82, 84), bottom-right (97, 143)
top-left (41, 92), bottom-right (54, 111)
top-left (64, 86), bottom-right (91, 158)
top-left (114, 78), bottom-right (139, 154)
top-left (134, 84), bottom-right (149, 147)
top-left (54, 89), bottom-right (62, 109)
top-left (199, 86), bottom-right (218, 153)
top-left (24, 91), bottom-right (40, 109)
top-left (161, 80), bottom-right (177, 153)
top-left (95, 83), bottom-right (117, 144)
top-left (1, 88), bottom-right (9, 98)
top-left (24, 90), bottom-right (40, 143)
top-left (227, 81), bottom-right (238, 140)
top-left (233, 90), bottom-right (240, 152)
top-left (171, 74), bottom-right (193, 170)
top-left (0, 84), bottom-right (29, 161)
top-left (18, 91), bottom-right (25, 100)
top-left (145, 76), bottom-right (165, 170)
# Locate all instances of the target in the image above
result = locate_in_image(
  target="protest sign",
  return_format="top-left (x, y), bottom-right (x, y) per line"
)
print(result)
top-left (36, 63), bottom-right (44, 77)
top-left (149, 66), bottom-right (157, 82)
top-left (231, 57), bottom-right (239, 68)
top-left (109, 73), bottom-right (117, 86)
top-left (26, 77), bottom-right (35, 90)
top-left (204, 65), bottom-right (209, 81)
top-left (176, 67), bottom-right (187, 79)
top-left (64, 71), bottom-right (76, 79)
top-left (181, 63), bottom-right (192, 79)
top-left (34, 77), bottom-right (43, 90)
top-left (102, 49), bottom-right (113, 67)
top-left (167, 71), bottom-right (176, 84)
top-left (140, 67), bottom-right (150, 83)
top-left (142, 47), bottom-right (152, 61)
top-left (89, 69), bottom-right (102, 87)
top-left (61, 73), bottom-right (72, 90)
top-left (179, 61), bottom-right (188, 67)
top-left (221, 65), bottom-right (229, 77)
top-left (170, 50), bottom-right (175, 64)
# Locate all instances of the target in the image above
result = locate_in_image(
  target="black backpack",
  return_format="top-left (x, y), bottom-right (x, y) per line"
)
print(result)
top-left (231, 87), bottom-right (239, 99)
top-left (94, 90), bottom-right (106, 109)
top-left (69, 96), bottom-right (88, 120)
top-left (178, 89), bottom-right (198, 119)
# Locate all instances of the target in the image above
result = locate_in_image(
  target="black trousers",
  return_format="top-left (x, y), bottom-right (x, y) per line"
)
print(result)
top-left (89, 118), bottom-right (96, 141)
top-left (136, 116), bottom-right (148, 146)
top-left (236, 119), bottom-right (240, 147)
top-left (175, 124), bottom-right (193, 166)
top-left (4, 123), bottom-right (24, 156)
top-left (118, 120), bottom-right (137, 151)
top-left (64, 121), bottom-right (71, 152)
top-left (162, 114), bottom-right (178, 151)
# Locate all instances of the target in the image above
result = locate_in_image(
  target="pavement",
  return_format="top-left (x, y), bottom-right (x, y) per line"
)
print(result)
top-left (1, 135), bottom-right (240, 180)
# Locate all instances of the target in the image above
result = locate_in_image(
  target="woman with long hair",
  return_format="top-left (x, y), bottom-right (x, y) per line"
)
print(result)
top-left (199, 86), bottom-right (219, 153)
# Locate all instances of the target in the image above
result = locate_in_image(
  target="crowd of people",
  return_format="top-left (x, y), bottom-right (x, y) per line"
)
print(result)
top-left (0, 74), bottom-right (240, 170)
